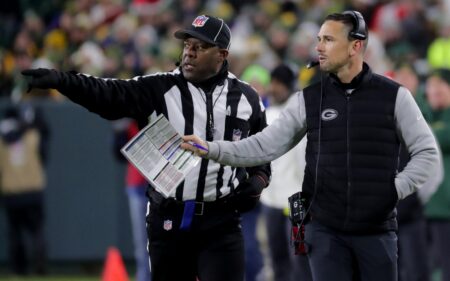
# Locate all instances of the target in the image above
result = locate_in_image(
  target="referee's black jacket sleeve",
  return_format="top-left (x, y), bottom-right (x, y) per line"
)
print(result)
top-left (57, 71), bottom-right (170, 121)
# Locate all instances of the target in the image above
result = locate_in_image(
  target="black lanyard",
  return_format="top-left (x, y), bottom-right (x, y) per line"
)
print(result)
top-left (205, 91), bottom-right (215, 141)
top-left (201, 84), bottom-right (225, 141)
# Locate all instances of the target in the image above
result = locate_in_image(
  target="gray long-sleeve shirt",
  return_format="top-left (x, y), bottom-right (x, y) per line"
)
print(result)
top-left (207, 86), bottom-right (440, 200)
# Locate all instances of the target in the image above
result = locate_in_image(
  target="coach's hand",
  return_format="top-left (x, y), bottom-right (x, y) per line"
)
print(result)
top-left (181, 135), bottom-right (209, 157)
top-left (21, 68), bottom-right (61, 92)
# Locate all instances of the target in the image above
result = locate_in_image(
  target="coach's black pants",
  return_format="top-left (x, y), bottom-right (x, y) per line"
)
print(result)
top-left (305, 220), bottom-right (398, 281)
top-left (147, 190), bottom-right (244, 281)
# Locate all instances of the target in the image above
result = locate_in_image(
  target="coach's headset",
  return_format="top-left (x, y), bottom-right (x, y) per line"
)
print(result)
top-left (342, 10), bottom-right (367, 40)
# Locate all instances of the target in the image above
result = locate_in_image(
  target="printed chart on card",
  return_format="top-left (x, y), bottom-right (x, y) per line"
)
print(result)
top-left (121, 115), bottom-right (200, 197)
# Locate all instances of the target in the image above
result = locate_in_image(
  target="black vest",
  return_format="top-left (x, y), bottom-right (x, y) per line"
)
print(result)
top-left (303, 65), bottom-right (401, 233)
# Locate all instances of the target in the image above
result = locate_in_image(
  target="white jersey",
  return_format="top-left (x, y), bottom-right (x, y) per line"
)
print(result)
top-left (260, 103), bottom-right (307, 209)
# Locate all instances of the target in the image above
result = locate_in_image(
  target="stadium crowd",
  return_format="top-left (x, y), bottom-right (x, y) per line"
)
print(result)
top-left (1, 0), bottom-right (450, 99)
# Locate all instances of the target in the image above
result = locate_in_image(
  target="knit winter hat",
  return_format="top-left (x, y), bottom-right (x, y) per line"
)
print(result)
top-left (271, 64), bottom-right (296, 90)
top-left (430, 68), bottom-right (450, 85)
top-left (241, 64), bottom-right (270, 87)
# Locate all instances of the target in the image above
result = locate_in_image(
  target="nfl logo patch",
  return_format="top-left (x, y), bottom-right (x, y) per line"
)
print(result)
top-left (232, 129), bottom-right (242, 142)
top-left (192, 15), bottom-right (209, 27)
top-left (163, 220), bottom-right (173, 231)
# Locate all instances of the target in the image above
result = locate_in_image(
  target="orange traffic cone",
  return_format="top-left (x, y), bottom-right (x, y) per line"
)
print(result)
top-left (101, 247), bottom-right (129, 281)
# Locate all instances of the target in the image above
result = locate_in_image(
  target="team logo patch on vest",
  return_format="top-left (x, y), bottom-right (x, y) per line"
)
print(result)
top-left (163, 220), bottom-right (173, 231)
top-left (232, 129), bottom-right (242, 141)
top-left (192, 15), bottom-right (209, 27)
top-left (321, 108), bottom-right (338, 121)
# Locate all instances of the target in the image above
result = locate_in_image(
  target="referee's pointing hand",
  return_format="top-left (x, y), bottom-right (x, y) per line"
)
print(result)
top-left (21, 68), bottom-right (60, 92)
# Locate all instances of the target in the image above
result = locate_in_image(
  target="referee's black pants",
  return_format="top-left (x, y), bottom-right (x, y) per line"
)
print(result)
top-left (147, 190), bottom-right (244, 281)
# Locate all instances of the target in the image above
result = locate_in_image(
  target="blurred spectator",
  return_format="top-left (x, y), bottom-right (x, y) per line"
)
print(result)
top-left (260, 63), bottom-right (312, 281)
top-left (241, 64), bottom-right (271, 107)
top-left (0, 101), bottom-right (49, 276)
top-left (228, 6), bottom-right (278, 76)
top-left (69, 13), bottom-right (106, 76)
top-left (22, 11), bottom-right (45, 50)
top-left (398, 2), bottom-right (434, 59)
top-left (102, 14), bottom-right (140, 77)
top-left (287, 21), bottom-right (320, 66)
top-left (175, 0), bottom-right (203, 26)
top-left (89, 0), bottom-right (124, 27)
top-left (267, 23), bottom-right (291, 60)
top-left (424, 68), bottom-right (450, 281)
top-left (393, 64), bottom-right (442, 281)
top-left (427, 23), bottom-right (450, 70)
top-left (363, 31), bottom-right (390, 75)
top-left (392, 63), bottom-right (432, 120)
top-left (371, 2), bottom-right (404, 55)
top-left (130, 0), bottom-right (172, 18)
top-left (0, 1), bottom-right (22, 49)
top-left (112, 119), bottom-right (152, 281)
top-left (240, 63), bottom-right (271, 281)
top-left (240, 202), bottom-right (264, 281)
top-left (426, 0), bottom-right (450, 70)
top-left (132, 24), bottom-right (159, 74)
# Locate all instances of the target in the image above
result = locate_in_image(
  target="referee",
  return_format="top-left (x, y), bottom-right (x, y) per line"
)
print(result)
top-left (22, 15), bottom-right (270, 281)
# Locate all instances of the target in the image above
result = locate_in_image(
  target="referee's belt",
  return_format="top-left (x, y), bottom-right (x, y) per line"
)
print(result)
top-left (149, 189), bottom-right (233, 216)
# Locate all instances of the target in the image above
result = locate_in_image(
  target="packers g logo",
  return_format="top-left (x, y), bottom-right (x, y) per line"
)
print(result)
top-left (321, 109), bottom-right (338, 121)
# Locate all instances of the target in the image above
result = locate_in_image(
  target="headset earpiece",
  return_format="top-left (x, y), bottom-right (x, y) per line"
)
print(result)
top-left (342, 10), bottom-right (367, 40)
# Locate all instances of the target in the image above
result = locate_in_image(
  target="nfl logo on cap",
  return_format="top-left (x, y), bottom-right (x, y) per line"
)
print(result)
top-left (192, 15), bottom-right (209, 27)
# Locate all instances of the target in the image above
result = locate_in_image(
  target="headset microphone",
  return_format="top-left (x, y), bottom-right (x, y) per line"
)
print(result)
top-left (307, 61), bottom-right (319, 69)
top-left (175, 61), bottom-right (181, 67)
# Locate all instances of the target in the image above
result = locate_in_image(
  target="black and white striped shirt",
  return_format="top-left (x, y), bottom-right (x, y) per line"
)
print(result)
top-left (56, 63), bottom-right (271, 202)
